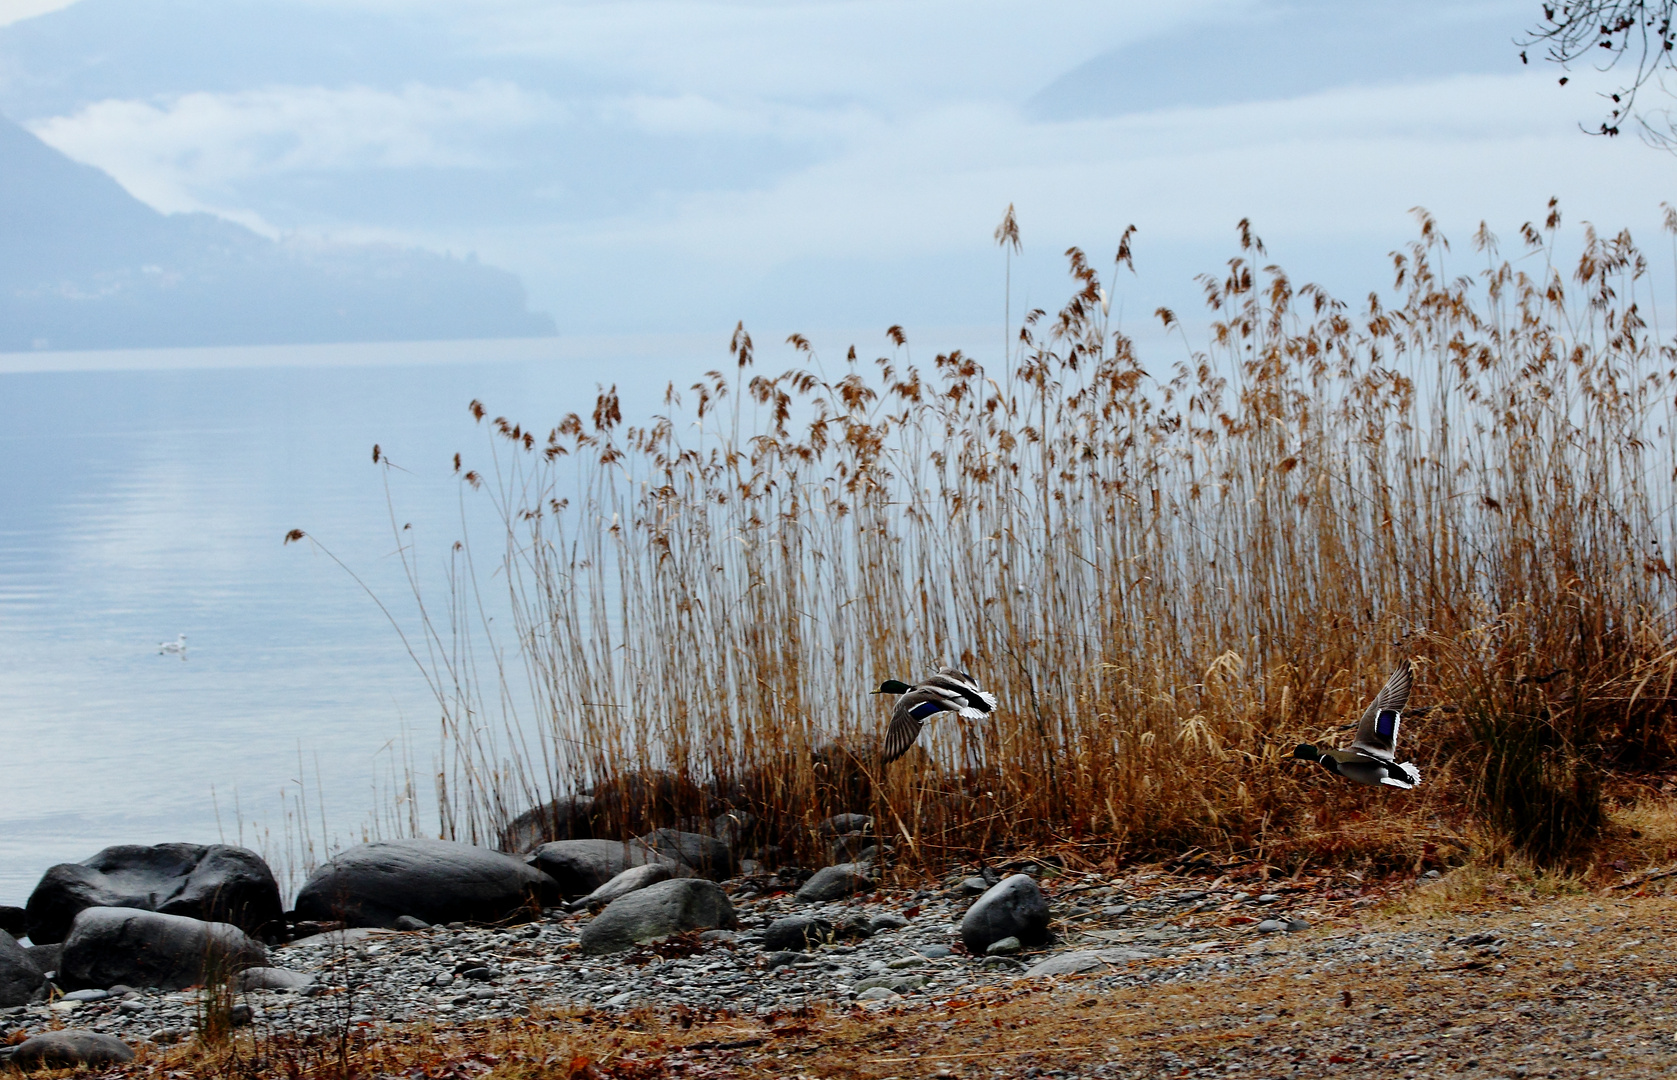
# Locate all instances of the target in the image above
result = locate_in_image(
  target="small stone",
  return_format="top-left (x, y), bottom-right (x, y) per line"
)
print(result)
top-left (460, 966), bottom-right (493, 981)
top-left (886, 956), bottom-right (925, 969)
top-left (393, 915), bottom-right (431, 931)
top-left (1101, 904), bottom-right (1131, 917)
top-left (917, 945), bottom-right (953, 959)
top-left (227, 1003), bottom-right (255, 1027)
top-left (1423, 869), bottom-right (1441, 878)
top-left (854, 974), bottom-right (925, 994)
top-left (959, 877), bottom-right (990, 897)
top-left (697, 929), bottom-right (738, 943)
top-left (869, 913), bottom-right (909, 932)
top-left (856, 986), bottom-right (895, 1000)
top-left (1257, 894), bottom-right (1281, 904)
top-left (118, 1000), bottom-right (147, 1014)
top-left (980, 956), bottom-right (1024, 971)
top-left (765, 951), bottom-right (803, 970)
top-left (1256, 920), bottom-right (1286, 933)
top-left (604, 991), bottom-right (635, 1007)
top-left (1230, 892), bottom-right (1251, 902)
top-left (60, 989), bottom-right (109, 1002)
top-left (985, 936), bottom-right (1023, 956)
top-left (1286, 918), bottom-right (1310, 932)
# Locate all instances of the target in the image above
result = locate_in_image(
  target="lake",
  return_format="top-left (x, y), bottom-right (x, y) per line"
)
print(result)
top-left (0, 333), bottom-right (739, 907)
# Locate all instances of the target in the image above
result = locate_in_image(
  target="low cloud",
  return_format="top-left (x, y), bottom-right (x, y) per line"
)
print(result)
top-left (29, 80), bottom-right (558, 219)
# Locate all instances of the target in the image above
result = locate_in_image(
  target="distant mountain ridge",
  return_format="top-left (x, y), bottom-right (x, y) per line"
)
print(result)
top-left (0, 114), bottom-right (555, 351)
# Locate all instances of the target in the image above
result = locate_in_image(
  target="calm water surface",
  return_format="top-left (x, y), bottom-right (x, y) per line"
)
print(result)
top-left (0, 336), bottom-right (717, 907)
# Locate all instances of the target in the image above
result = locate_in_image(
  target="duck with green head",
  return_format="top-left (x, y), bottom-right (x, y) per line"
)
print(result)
top-left (1292, 659), bottom-right (1421, 789)
top-left (872, 667), bottom-right (998, 764)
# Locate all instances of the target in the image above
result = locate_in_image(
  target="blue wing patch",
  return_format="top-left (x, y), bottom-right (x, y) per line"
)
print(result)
top-left (910, 700), bottom-right (946, 721)
top-left (1375, 709), bottom-right (1400, 740)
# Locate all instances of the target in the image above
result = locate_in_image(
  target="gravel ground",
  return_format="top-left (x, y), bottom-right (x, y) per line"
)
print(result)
top-left (4, 866), bottom-right (1674, 1078)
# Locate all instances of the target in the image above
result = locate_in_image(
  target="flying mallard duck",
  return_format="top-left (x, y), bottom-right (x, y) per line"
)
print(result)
top-left (1292, 659), bottom-right (1420, 789)
top-left (873, 668), bottom-right (998, 764)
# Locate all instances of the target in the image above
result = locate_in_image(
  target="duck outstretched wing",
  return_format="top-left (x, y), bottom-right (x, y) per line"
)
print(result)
top-left (882, 687), bottom-right (961, 763)
top-left (1351, 659), bottom-right (1413, 759)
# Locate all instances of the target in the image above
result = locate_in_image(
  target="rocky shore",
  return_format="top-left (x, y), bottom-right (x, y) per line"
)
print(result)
top-left (4, 805), bottom-right (1676, 1077)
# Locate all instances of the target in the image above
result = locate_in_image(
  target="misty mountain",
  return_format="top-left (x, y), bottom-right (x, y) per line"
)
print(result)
top-left (0, 114), bottom-right (554, 351)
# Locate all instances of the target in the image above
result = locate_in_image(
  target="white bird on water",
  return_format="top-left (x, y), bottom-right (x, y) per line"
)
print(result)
top-left (157, 634), bottom-right (187, 660)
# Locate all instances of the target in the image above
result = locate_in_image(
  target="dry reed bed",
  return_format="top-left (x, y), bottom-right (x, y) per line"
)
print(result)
top-left (357, 205), bottom-right (1677, 874)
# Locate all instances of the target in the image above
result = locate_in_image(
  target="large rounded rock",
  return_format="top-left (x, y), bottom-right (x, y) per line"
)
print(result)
top-left (497, 795), bottom-right (597, 854)
top-left (24, 843), bottom-right (283, 945)
top-left (795, 862), bottom-right (876, 902)
top-left (568, 862), bottom-right (688, 912)
top-left (762, 914), bottom-right (834, 952)
top-left (0, 930), bottom-right (48, 1006)
top-left (637, 829), bottom-right (736, 878)
top-left (6, 1031), bottom-right (134, 1068)
top-left (0, 906), bottom-right (24, 938)
top-left (960, 874), bottom-right (1050, 954)
top-left (59, 907), bottom-right (268, 991)
top-left (294, 839), bottom-right (558, 928)
top-left (578, 878), bottom-right (736, 955)
top-left (529, 838), bottom-right (673, 899)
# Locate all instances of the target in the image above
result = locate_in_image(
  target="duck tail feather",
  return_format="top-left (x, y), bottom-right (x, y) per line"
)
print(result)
top-left (1380, 762), bottom-right (1421, 789)
top-left (976, 689), bottom-right (999, 710)
top-left (957, 706), bottom-right (987, 721)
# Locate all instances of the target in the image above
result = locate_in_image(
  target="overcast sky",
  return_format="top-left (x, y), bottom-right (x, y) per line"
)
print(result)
top-left (2, 0), bottom-right (1671, 347)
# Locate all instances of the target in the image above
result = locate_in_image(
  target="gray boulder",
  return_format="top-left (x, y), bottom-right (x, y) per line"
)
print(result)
top-left (497, 795), bottom-right (597, 854)
top-left (795, 862), bottom-right (875, 902)
top-left (961, 874), bottom-right (1050, 954)
top-left (24, 843), bottom-right (283, 945)
top-left (762, 914), bottom-right (833, 951)
top-left (236, 966), bottom-right (315, 991)
top-left (0, 905), bottom-right (23, 938)
top-left (636, 829), bottom-right (736, 878)
top-left (578, 878), bottom-right (736, 955)
top-left (568, 862), bottom-right (688, 912)
top-left (529, 838), bottom-right (673, 899)
top-left (293, 839), bottom-right (558, 928)
top-left (1023, 947), bottom-right (1153, 978)
top-left (0, 930), bottom-right (48, 1006)
top-left (5, 1031), bottom-right (134, 1068)
top-left (59, 907), bottom-right (268, 991)
top-left (816, 813), bottom-right (872, 837)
